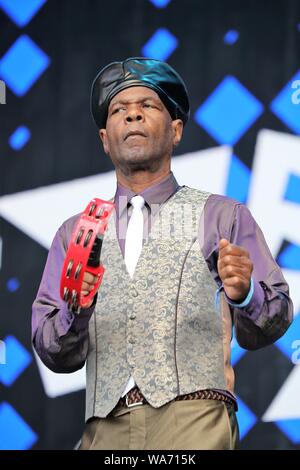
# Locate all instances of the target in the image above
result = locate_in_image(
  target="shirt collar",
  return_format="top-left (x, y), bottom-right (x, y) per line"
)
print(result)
top-left (114, 171), bottom-right (180, 217)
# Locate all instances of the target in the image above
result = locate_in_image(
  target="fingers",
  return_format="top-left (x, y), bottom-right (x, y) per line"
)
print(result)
top-left (219, 238), bottom-right (230, 251)
top-left (222, 276), bottom-right (251, 302)
top-left (217, 236), bottom-right (253, 276)
top-left (218, 255), bottom-right (253, 271)
top-left (223, 276), bottom-right (247, 287)
top-left (81, 282), bottom-right (94, 296)
top-left (218, 239), bottom-right (249, 258)
top-left (218, 265), bottom-right (250, 280)
top-left (81, 272), bottom-right (98, 297)
top-left (83, 272), bottom-right (98, 284)
top-left (217, 240), bottom-right (253, 302)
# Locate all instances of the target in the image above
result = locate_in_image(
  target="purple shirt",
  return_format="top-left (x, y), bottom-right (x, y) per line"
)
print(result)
top-left (32, 172), bottom-right (293, 379)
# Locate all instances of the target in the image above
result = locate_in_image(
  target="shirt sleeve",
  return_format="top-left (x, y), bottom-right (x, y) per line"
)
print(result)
top-left (31, 219), bottom-right (96, 373)
top-left (203, 195), bottom-right (293, 349)
top-left (225, 203), bottom-right (293, 350)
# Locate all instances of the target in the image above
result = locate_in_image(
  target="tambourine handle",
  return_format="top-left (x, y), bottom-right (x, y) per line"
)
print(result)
top-left (60, 198), bottom-right (114, 312)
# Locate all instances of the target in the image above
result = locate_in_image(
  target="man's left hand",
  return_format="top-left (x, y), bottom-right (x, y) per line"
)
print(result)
top-left (217, 239), bottom-right (253, 303)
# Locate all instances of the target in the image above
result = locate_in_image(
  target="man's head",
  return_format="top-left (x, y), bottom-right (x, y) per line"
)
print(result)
top-left (90, 57), bottom-right (190, 175)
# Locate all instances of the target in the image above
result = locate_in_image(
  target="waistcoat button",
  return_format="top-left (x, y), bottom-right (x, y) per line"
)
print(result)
top-left (130, 288), bottom-right (138, 297)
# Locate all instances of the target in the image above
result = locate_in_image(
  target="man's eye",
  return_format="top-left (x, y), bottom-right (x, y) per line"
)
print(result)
top-left (112, 107), bottom-right (125, 114)
top-left (143, 103), bottom-right (154, 108)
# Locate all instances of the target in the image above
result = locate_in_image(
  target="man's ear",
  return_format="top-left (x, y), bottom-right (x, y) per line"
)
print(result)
top-left (99, 128), bottom-right (110, 155)
top-left (172, 119), bottom-right (183, 147)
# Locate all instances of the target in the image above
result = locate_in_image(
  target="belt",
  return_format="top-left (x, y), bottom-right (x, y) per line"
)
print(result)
top-left (118, 386), bottom-right (237, 410)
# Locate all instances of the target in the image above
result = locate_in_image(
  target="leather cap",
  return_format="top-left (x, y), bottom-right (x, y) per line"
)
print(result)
top-left (90, 57), bottom-right (190, 128)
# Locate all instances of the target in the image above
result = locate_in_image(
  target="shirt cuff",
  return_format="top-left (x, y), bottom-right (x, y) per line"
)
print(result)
top-left (215, 277), bottom-right (265, 321)
top-left (224, 279), bottom-right (265, 321)
top-left (57, 296), bottom-right (97, 335)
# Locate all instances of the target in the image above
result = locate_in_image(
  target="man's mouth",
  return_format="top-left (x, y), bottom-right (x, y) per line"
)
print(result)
top-left (124, 131), bottom-right (147, 140)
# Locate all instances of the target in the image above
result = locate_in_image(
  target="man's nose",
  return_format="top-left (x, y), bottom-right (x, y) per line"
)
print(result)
top-left (125, 106), bottom-right (144, 122)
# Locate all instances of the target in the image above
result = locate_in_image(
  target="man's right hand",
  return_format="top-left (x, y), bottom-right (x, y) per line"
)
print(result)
top-left (81, 272), bottom-right (98, 308)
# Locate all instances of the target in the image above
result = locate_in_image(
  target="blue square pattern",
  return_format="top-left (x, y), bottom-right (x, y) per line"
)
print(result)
top-left (142, 28), bottom-right (178, 61)
top-left (224, 30), bottom-right (239, 45)
top-left (0, 35), bottom-right (50, 97)
top-left (0, 335), bottom-right (32, 387)
top-left (275, 311), bottom-right (300, 359)
top-left (225, 154), bottom-right (250, 204)
top-left (275, 418), bottom-right (300, 444)
top-left (236, 397), bottom-right (257, 440)
top-left (231, 334), bottom-right (247, 366)
top-left (283, 172), bottom-right (300, 205)
top-left (6, 277), bottom-right (20, 292)
top-left (0, 402), bottom-right (37, 450)
top-left (194, 76), bottom-right (264, 146)
top-left (0, 0), bottom-right (47, 27)
top-left (270, 70), bottom-right (300, 134)
top-left (9, 126), bottom-right (31, 151)
top-left (149, 0), bottom-right (171, 7)
top-left (278, 244), bottom-right (300, 271)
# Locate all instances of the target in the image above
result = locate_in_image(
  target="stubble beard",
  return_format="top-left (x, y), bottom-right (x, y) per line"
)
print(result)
top-left (116, 148), bottom-right (164, 176)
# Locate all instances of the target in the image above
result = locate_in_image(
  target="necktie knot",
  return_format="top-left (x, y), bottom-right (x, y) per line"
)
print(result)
top-left (130, 195), bottom-right (145, 210)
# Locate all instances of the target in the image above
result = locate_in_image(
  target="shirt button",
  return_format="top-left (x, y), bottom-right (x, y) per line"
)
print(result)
top-left (128, 337), bottom-right (135, 345)
top-left (129, 314), bottom-right (136, 320)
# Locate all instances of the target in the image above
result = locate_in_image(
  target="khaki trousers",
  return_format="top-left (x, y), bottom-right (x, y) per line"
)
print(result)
top-left (79, 399), bottom-right (239, 450)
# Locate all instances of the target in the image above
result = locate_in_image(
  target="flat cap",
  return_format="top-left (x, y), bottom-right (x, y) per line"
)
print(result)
top-left (90, 57), bottom-right (190, 128)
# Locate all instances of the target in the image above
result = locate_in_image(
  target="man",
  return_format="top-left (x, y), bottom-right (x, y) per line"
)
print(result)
top-left (32, 57), bottom-right (293, 450)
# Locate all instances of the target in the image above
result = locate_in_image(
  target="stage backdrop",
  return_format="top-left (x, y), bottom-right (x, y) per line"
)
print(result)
top-left (0, 0), bottom-right (300, 450)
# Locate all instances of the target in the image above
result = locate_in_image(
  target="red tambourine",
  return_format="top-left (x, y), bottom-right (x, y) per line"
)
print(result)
top-left (60, 198), bottom-right (114, 313)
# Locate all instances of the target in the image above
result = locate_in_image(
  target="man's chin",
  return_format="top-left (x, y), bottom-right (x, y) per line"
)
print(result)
top-left (126, 152), bottom-right (152, 166)
top-left (119, 155), bottom-right (160, 174)
top-left (127, 160), bottom-right (153, 172)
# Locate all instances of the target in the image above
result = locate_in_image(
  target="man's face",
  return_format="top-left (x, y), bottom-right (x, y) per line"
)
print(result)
top-left (99, 86), bottom-right (183, 174)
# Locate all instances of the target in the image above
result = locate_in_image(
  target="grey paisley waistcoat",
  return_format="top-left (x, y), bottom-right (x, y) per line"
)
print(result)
top-left (86, 186), bottom-right (227, 419)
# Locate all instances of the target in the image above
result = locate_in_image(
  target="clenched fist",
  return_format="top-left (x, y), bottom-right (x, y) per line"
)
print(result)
top-left (81, 272), bottom-right (98, 308)
top-left (217, 239), bottom-right (253, 303)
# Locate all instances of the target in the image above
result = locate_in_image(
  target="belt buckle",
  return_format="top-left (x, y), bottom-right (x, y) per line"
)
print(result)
top-left (125, 394), bottom-right (144, 408)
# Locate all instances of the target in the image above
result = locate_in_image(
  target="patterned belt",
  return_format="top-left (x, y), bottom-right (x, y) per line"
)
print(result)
top-left (118, 386), bottom-right (237, 410)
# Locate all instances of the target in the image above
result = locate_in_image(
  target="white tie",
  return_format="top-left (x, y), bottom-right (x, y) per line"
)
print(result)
top-left (122, 195), bottom-right (145, 397)
top-left (124, 195), bottom-right (145, 278)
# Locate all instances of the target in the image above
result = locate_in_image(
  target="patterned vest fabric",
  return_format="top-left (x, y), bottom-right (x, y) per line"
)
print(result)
top-left (86, 186), bottom-right (227, 419)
